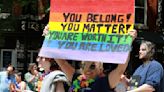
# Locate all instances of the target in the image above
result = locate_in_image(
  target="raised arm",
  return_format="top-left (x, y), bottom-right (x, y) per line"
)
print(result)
top-left (55, 59), bottom-right (75, 82)
top-left (108, 52), bottom-right (131, 88)
top-left (42, 25), bottom-right (75, 82)
top-left (108, 29), bottom-right (137, 88)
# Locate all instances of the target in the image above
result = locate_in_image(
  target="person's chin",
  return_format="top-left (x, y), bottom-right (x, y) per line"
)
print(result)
top-left (85, 74), bottom-right (90, 78)
top-left (139, 56), bottom-right (142, 59)
top-left (139, 55), bottom-right (144, 59)
top-left (139, 57), bottom-right (147, 61)
top-left (139, 57), bottom-right (145, 60)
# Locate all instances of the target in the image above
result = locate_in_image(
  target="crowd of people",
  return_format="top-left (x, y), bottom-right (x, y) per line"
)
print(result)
top-left (0, 27), bottom-right (164, 92)
top-left (0, 63), bottom-right (39, 92)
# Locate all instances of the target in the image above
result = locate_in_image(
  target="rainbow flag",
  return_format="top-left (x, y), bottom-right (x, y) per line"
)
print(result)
top-left (39, 0), bottom-right (134, 63)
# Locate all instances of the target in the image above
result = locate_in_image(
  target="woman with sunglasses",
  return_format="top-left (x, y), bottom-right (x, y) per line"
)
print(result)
top-left (42, 25), bottom-right (137, 92)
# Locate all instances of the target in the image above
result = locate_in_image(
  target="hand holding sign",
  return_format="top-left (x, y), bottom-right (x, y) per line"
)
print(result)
top-left (39, 0), bottom-right (135, 63)
top-left (42, 24), bottom-right (49, 36)
top-left (128, 29), bottom-right (137, 41)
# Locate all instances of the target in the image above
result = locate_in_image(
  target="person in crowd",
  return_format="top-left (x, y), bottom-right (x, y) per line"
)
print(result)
top-left (121, 40), bottom-right (164, 92)
top-left (10, 72), bottom-right (27, 92)
top-left (36, 56), bottom-right (69, 92)
top-left (24, 63), bottom-right (40, 92)
top-left (41, 25), bottom-right (137, 92)
top-left (0, 64), bottom-right (16, 92)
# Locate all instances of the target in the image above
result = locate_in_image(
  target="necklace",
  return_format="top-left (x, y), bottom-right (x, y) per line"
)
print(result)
top-left (69, 74), bottom-right (95, 92)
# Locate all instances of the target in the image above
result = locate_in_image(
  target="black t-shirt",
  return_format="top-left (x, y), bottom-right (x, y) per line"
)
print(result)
top-left (69, 72), bottom-right (114, 92)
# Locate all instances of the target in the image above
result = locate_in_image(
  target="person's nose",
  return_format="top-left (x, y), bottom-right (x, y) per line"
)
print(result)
top-left (36, 56), bottom-right (43, 62)
top-left (139, 50), bottom-right (142, 54)
top-left (36, 57), bottom-right (40, 62)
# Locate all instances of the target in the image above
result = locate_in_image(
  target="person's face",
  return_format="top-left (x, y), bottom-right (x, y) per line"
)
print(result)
top-left (7, 66), bottom-right (14, 76)
top-left (82, 62), bottom-right (101, 79)
top-left (33, 65), bottom-right (37, 70)
top-left (139, 43), bottom-right (149, 59)
top-left (36, 56), bottom-right (51, 72)
top-left (15, 74), bottom-right (21, 82)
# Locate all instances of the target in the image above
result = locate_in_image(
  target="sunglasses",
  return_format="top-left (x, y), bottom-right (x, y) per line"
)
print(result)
top-left (89, 64), bottom-right (96, 70)
top-left (82, 63), bottom-right (96, 70)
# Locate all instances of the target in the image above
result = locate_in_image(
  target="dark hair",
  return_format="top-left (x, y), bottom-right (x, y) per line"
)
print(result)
top-left (15, 72), bottom-right (22, 76)
top-left (7, 64), bottom-right (15, 71)
top-left (49, 59), bottom-right (60, 71)
top-left (15, 71), bottom-right (23, 80)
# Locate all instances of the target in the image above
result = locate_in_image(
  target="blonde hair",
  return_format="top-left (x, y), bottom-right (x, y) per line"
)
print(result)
top-left (141, 40), bottom-right (155, 60)
top-left (28, 63), bottom-right (37, 71)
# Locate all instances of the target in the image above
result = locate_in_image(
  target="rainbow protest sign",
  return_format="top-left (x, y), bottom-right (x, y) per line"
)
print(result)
top-left (39, 0), bottom-right (134, 63)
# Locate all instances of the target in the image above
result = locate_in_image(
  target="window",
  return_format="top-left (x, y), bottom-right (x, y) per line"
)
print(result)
top-left (0, 49), bottom-right (16, 69)
top-left (135, 0), bottom-right (147, 25)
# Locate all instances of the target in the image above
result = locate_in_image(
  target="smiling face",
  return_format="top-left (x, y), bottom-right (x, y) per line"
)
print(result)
top-left (7, 66), bottom-right (14, 76)
top-left (15, 73), bottom-right (21, 83)
top-left (36, 56), bottom-right (51, 72)
top-left (82, 62), bottom-right (103, 79)
top-left (139, 43), bottom-right (149, 59)
top-left (139, 41), bottom-right (155, 61)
